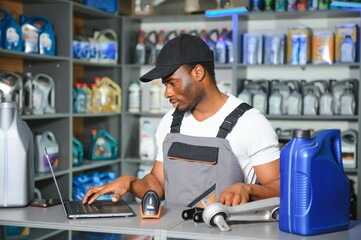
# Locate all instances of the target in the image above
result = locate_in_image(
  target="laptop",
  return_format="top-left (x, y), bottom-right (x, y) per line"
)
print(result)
top-left (44, 148), bottom-right (136, 219)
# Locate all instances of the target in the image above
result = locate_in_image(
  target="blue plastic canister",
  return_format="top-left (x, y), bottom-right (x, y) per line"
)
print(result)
top-left (20, 15), bottom-right (56, 55)
top-left (89, 129), bottom-right (118, 160)
top-left (0, 8), bottom-right (22, 51)
top-left (279, 129), bottom-right (350, 236)
top-left (72, 137), bottom-right (84, 167)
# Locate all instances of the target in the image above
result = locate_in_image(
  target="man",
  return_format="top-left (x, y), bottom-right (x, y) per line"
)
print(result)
top-left (83, 34), bottom-right (280, 207)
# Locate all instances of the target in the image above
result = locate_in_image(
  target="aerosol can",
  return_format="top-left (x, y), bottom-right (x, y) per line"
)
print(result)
top-left (0, 102), bottom-right (34, 207)
top-left (32, 73), bottom-right (56, 114)
top-left (0, 71), bottom-right (23, 114)
top-left (34, 131), bottom-right (59, 173)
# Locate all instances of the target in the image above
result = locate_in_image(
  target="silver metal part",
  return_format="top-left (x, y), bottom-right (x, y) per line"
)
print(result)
top-left (202, 197), bottom-right (280, 231)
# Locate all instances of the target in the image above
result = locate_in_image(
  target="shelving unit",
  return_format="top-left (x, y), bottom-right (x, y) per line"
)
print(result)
top-left (0, 0), bottom-right (360, 239)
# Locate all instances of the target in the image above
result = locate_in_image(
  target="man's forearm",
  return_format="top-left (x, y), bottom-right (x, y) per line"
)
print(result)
top-left (249, 178), bottom-right (280, 201)
top-left (129, 173), bottom-right (164, 199)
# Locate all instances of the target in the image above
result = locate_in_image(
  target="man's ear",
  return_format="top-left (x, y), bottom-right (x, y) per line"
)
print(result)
top-left (192, 64), bottom-right (206, 81)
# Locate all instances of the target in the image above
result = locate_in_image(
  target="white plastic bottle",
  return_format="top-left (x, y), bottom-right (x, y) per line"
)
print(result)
top-left (128, 80), bottom-right (141, 112)
top-left (160, 83), bottom-right (173, 113)
top-left (149, 81), bottom-right (161, 113)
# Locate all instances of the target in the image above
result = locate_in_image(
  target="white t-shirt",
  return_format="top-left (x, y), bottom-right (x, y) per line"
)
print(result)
top-left (155, 95), bottom-right (280, 184)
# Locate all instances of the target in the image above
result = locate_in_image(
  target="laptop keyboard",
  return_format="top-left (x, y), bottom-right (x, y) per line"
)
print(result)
top-left (69, 201), bottom-right (100, 214)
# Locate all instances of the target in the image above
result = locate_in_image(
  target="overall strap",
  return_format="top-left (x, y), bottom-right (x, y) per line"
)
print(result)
top-left (217, 103), bottom-right (252, 139)
top-left (170, 108), bottom-right (185, 133)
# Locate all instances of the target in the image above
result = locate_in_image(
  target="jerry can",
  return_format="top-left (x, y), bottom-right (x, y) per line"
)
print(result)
top-left (0, 102), bottom-right (34, 207)
top-left (95, 77), bottom-right (121, 112)
top-left (279, 129), bottom-right (350, 236)
top-left (34, 131), bottom-right (59, 173)
top-left (72, 137), bottom-right (84, 167)
top-left (20, 15), bottom-right (56, 55)
top-left (0, 71), bottom-right (23, 114)
top-left (89, 129), bottom-right (118, 160)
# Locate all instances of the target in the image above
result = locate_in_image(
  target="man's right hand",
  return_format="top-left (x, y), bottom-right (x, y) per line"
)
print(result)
top-left (82, 175), bottom-right (136, 204)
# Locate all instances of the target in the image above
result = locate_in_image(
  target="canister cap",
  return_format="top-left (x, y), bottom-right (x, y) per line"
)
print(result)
top-left (292, 130), bottom-right (311, 138)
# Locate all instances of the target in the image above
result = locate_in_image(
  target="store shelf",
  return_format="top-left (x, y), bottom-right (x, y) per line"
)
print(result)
top-left (72, 159), bottom-right (122, 173)
top-left (35, 169), bottom-right (70, 182)
top-left (72, 1), bottom-right (120, 18)
top-left (72, 112), bottom-right (121, 118)
top-left (237, 63), bottom-right (360, 69)
top-left (0, 49), bottom-right (69, 61)
top-left (267, 115), bottom-right (359, 121)
top-left (72, 59), bottom-right (121, 68)
top-left (243, 9), bottom-right (361, 20)
top-left (22, 113), bottom-right (70, 120)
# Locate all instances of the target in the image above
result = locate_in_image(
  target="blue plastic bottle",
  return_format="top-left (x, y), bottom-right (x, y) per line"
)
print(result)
top-left (279, 129), bottom-right (350, 236)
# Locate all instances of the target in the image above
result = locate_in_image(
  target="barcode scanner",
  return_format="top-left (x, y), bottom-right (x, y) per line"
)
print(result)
top-left (140, 190), bottom-right (161, 219)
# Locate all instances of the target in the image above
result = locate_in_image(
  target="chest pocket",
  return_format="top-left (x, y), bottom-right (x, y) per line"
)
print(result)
top-left (168, 142), bottom-right (219, 165)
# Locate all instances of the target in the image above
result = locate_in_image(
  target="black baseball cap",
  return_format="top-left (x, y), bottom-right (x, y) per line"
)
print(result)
top-left (139, 34), bottom-right (214, 82)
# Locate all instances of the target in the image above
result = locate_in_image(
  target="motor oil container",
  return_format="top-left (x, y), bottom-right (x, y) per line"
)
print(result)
top-left (0, 71), bottom-right (23, 114)
top-left (89, 34), bottom-right (99, 63)
top-left (82, 83), bottom-right (93, 113)
top-left (340, 87), bottom-right (355, 115)
top-left (286, 80), bottom-right (302, 115)
top-left (155, 29), bottom-right (165, 59)
top-left (149, 81), bottom-right (161, 113)
top-left (279, 129), bottom-right (350, 236)
top-left (95, 77), bottom-right (121, 112)
top-left (23, 73), bottom-right (33, 115)
top-left (34, 131), bottom-right (59, 173)
top-left (20, 15), bottom-right (55, 55)
top-left (72, 137), bottom-right (84, 167)
top-left (0, 9), bottom-right (22, 52)
top-left (73, 82), bottom-right (87, 113)
top-left (215, 35), bottom-right (227, 64)
top-left (145, 30), bottom-right (157, 64)
top-left (252, 87), bottom-right (268, 114)
top-left (199, 29), bottom-right (216, 53)
top-left (91, 83), bottom-right (102, 113)
top-left (160, 83), bottom-right (173, 113)
top-left (32, 73), bottom-right (56, 114)
top-left (319, 85), bottom-right (334, 115)
top-left (0, 8), bottom-right (12, 48)
top-left (94, 29), bottom-right (118, 64)
top-left (268, 88), bottom-right (283, 115)
top-left (128, 80), bottom-right (141, 112)
top-left (0, 102), bottom-right (34, 207)
top-left (341, 129), bottom-right (357, 169)
top-left (139, 120), bottom-right (156, 160)
top-left (135, 30), bottom-right (146, 64)
top-left (302, 85), bottom-right (319, 115)
top-left (89, 129), bottom-right (118, 160)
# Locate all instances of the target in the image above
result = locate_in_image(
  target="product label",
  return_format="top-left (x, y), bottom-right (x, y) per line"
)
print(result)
top-left (39, 32), bottom-right (53, 54)
top-left (22, 24), bottom-right (40, 53)
top-left (99, 43), bottom-right (118, 61)
top-left (5, 27), bottom-right (20, 49)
